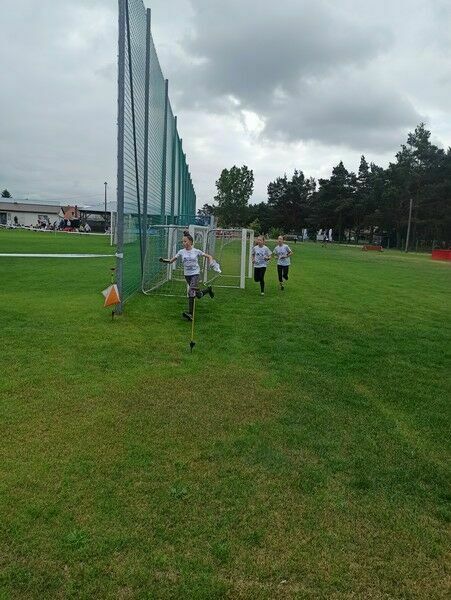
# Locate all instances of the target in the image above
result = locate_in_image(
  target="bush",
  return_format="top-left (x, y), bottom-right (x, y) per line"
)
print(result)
top-left (268, 227), bottom-right (282, 240)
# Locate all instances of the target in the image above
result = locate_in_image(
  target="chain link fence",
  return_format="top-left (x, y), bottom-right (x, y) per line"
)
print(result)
top-left (116, 0), bottom-right (197, 308)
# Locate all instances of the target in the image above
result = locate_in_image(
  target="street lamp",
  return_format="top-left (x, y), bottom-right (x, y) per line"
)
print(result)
top-left (104, 182), bottom-right (108, 231)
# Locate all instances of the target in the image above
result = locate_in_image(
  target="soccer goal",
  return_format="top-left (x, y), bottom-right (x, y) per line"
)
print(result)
top-left (204, 228), bottom-right (253, 289)
top-left (141, 224), bottom-right (209, 297)
top-left (142, 225), bottom-right (253, 295)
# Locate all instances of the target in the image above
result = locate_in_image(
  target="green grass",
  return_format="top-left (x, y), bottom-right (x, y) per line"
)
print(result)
top-left (0, 229), bottom-right (450, 599)
top-left (0, 229), bottom-right (113, 255)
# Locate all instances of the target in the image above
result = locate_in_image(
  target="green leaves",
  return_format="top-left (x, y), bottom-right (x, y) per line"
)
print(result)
top-left (214, 165), bottom-right (254, 227)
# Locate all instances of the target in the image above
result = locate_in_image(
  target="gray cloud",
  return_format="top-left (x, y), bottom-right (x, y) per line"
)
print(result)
top-left (0, 0), bottom-right (117, 201)
top-left (166, 0), bottom-right (436, 152)
top-left (262, 76), bottom-right (423, 151)
top-left (186, 0), bottom-right (390, 102)
top-left (0, 0), bottom-right (449, 205)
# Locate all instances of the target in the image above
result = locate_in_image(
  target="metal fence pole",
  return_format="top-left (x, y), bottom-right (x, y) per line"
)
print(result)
top-left (142, 7), bottom-right (151, 261)
top-left (183, 157), bottom-right (187, 218)
top-left (115, 0), bottom-right (126, 314)
top-left (170, 116), bottom-right (177, 223)
top-left (160, 79), bottom-right (169, 222)
top-left (178, 139), bottom-right (183, 220)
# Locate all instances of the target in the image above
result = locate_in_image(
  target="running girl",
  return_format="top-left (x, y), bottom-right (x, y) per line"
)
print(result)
top-left (272, 236), bottom-right (293, 290)
top-left (160, 233), bottom-right (214, 321)
top-left (251, 236), bottom-right (272, 295)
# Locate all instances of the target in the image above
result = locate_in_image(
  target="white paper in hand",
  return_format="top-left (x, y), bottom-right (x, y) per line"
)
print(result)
top-left (209, 259), bottom-right (222, 273)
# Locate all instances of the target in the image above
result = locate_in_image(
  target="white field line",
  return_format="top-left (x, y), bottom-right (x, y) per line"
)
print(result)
top-left (0, 253), bottom-right (115, 258)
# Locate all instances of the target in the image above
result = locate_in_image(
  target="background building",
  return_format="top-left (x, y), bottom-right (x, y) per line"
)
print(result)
top-left (0, 200), bottom-right (61, 227)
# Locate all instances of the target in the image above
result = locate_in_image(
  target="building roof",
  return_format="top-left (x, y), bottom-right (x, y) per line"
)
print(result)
top-left (0, 201), bottom-right (62, 213)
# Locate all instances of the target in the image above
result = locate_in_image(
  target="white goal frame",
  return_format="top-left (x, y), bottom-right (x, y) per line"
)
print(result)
top-left (142, 225), bottom-right (254, 295)
top-left (204, 228), bottom-right (254, 289)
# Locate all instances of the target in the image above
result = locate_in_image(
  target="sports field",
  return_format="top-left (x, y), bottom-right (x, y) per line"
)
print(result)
top-left (0, 229), bottom-right (450, 599)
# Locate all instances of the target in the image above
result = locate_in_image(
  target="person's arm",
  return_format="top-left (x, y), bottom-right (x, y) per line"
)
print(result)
top-left (286, 246), bottom-right (293, 257)
top-left (195, 249), bottom-right (214, 263)
top-left (159, 255), bottom-right (178, 264)
top-left (251, 248), bottom-right (256, 263)
top-left (265, 248), bottom-right (272, 261)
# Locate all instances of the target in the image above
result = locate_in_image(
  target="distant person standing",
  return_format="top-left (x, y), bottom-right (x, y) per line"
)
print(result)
top-left (252, 236), bottom-right (272, 296)
top-left (273, 236), bottom-right (293, 291)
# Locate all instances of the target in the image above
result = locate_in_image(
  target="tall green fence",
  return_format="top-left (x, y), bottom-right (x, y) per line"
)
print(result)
top-left (116, 0), bottom-right (196, 308)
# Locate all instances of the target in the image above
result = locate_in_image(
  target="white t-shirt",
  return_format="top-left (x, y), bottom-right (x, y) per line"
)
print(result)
top-left (176, 247), bottom-right (205, 275)
top-left (252, 245), bottom-right (271, 268)
top-left (273, 243), bottom-right (292, 266)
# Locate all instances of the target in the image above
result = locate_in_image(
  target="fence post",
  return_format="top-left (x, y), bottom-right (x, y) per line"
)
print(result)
top-left (115, 0), bottom-right (126, 314)
top-left (170, 116), bottom-right (177, 223)
top-left (178, 140), bottom-right (183, 220)
top-left (160, 79), bottom-right (169, 223)
top-left (142, 7), bottom-right (151, 260)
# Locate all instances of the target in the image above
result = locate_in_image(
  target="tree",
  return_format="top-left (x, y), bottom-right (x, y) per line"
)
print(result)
top-left (403, 123), bottom-right (448, 246)
top-left (312, 161), bottom-right (355, 241)
top-left (247, 201), bottom-right (273, 234)
top-left (353, 156), bottom-right (370, 243)
top-left (214, 165), bottom-right (254, 227)
top-left (366, 162), bottom-right (386, 240)
top-left (267, 170), bottom-right (315, 233)
top-left (227, 123), bottom-right (450, 248)
top-left (1, 189), bottom-right (11, 198)
top-left (197, 203), bottom-right (215, 217)
top-left (381, 123), bottom-right (447, 248)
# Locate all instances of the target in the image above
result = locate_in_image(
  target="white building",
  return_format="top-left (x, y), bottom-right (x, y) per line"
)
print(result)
top-left (0, 201), bottom-right (62, 227)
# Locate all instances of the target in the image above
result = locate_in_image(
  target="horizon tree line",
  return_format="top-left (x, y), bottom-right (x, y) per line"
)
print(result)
top-left (200, 124), bottom-right (451, 248)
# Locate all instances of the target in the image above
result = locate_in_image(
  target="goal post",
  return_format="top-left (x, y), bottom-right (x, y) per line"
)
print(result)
top-left (248, 229), bottom-right (254, 278)
top-left (240, 228), bottom-right (247, 289)
top-left (141, 225), bottom-right (254, 295)
top-left (204, 228), bottom-right (253, 289)
top-left (141, 224), bottom-right (209, 296)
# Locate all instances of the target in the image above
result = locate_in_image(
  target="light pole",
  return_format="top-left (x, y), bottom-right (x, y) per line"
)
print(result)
top-left (104, 181), bottom-right (108, 231)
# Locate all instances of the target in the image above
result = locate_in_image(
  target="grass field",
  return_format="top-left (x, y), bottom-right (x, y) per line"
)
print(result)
top-left (0, 229), bottom-right (450, 599)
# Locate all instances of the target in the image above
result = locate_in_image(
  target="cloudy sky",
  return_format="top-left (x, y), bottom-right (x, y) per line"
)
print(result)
top-left (1, 0), bottom-right (450, 208)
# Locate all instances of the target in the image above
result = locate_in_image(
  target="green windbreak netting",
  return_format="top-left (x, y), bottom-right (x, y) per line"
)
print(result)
top-left (147, 27), bottom-right (165, 220)
top-left (117, 0), bottom-right (197, 306)
top-left (165, 104), bottom-right (175, 221)
top-left (121, 0), bottom-right (147, 301)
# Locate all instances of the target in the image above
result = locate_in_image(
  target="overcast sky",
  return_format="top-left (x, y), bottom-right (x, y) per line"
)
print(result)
top-left (1, 0), bottom-right (450, 208)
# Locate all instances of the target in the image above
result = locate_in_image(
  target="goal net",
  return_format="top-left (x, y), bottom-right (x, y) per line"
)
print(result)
top-left (204, 228), bottom-right (253, 289)
top-left (142, 226), bottom-right (253, 295)
top-left (142, 224), bottom-right (209, 297)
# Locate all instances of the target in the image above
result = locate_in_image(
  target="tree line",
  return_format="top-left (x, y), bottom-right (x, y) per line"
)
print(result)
top-left (200, 124), bottom-right (451, 247)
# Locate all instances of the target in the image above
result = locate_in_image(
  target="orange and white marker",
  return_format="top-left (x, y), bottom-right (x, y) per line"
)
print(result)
top-left (102, 284), bottom-right (121, 308)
